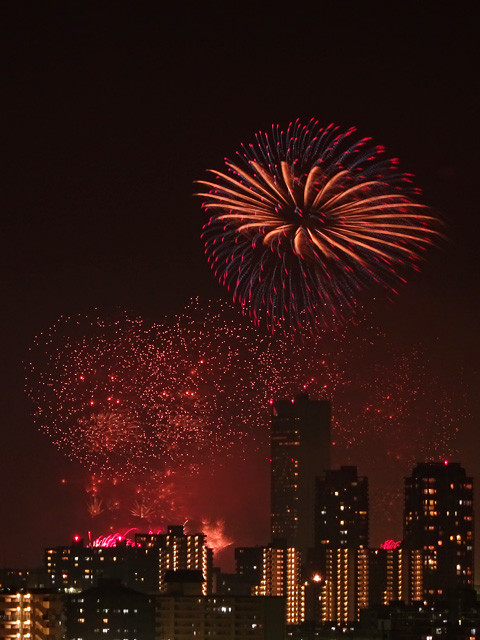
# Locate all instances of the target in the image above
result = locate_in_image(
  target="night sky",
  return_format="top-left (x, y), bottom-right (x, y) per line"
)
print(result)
top-left (1, 4), bottom-right (479, 571)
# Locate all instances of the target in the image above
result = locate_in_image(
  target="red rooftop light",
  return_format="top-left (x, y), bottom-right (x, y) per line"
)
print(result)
top-left (381, 539), bottom-right (401, 550)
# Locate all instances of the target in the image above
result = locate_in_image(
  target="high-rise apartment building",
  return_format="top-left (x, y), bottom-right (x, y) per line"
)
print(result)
top-left (403, 461), bottom-right (474, 603)
top-left (270, 393), bottom-right (331, 557)
top-left (136, 526), bottom-right (213, 595)
top-left (315, 466), bottom-right (368, 549)
top-left (235, 547), bottom-right (263, 590)
top-left (369, 546), bottom-right (423, 606)
top-left (252, 546), bottom-right (305, 625)
top-left (311, 466), bottom-right (369, 625)
top-left (321, 547), bottom-right (369, 625)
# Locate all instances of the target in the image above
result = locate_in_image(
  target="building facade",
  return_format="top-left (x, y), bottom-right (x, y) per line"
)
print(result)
top-left (236, 545), bottom-right (304, 625)
top-left (369, 547), bottom-right (423, 606)
top-left (136, 526), bottom-right (213, 595)
top-left (66, 579), bottom-right (155, 640)
top-left (310, 466), bottom-right (369, 625)
top-left (45, 536), bottom-right (159, 593)
top-left (320, 547), bottom-right (369, 625)
top-left (270, 393), bottom-right (331, 557)
top-left (315, 466), bottom-right (368, 550)
top-left (156, 594), bottom-right (285, 640)
top-left (235, 547), bottom-right (263, 593)
top-left (404, 461), bottom-right (474, 603)
top-left (252, 546), bottom-right (304, 625)
top-left (0, 589), bottom-right (64, 640)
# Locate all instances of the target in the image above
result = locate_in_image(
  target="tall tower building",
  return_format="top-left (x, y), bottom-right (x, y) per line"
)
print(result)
top-left (403, 461), bottom-right (474, 603)
top-left (270, 393), bottom-right (331, 557)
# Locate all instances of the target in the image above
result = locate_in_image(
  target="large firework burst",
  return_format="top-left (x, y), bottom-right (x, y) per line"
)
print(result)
top-left (197, 119), bottom-right (441, 332)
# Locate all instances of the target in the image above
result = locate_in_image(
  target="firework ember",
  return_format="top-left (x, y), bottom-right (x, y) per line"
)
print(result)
top-left (27, 301), bottom-right (461, 535)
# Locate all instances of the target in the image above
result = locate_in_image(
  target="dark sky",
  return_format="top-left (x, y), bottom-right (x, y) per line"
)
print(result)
top-left (1, 4), bottom-right (479, 570)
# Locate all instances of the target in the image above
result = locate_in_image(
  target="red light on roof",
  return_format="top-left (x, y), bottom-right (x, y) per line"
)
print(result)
top-left (291, 398), bottom-right (295, 403)
top-left (269, 399), bottom-right (273, 405)
top-left (73, 535), bottom-right (80, 542)
top-left (381, 539), bottom-right (401, 550)
top-left (444, 460), bottom-right (449, 465)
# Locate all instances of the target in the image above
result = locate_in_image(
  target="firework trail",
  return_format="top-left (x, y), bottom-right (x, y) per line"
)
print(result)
top-left (197, 119), bottom-right (441, 333)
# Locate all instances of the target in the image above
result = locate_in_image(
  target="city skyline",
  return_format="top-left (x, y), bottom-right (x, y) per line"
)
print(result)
top-left (1, 453), bottom-right (475, 633)
top-left (1, 3), bottom-right (478, 578)
top-left (1, 426), bottom-right (475, 583)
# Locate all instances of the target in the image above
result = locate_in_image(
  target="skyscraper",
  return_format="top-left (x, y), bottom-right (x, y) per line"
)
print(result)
top-left (270, 393), bottom-right (331, 557)
top-left (403, 461), bottom-right (474, 603)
